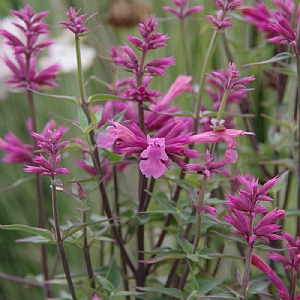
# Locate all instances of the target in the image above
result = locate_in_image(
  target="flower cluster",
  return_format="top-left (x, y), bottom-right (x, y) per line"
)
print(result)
top-left (0, 120), bottom-right (66, 166)
top-left (163, 0), bottom-right (203, 21)
top-left (206, 0), bottom-right (242, 30)
top-left (24, 128), bottom-right (69, 179)
top-left (242, 0), bottom-right (298, 53)
top-left (224, 175), bottom-right (285, 246)
top-left (59, 7), bottom-right (89, 35)
top-left (0, 3), bottom-right (59, 90)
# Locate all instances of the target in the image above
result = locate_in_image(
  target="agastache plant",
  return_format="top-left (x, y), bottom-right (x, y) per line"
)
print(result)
top-left (2, 1), bottom-right (300, 299)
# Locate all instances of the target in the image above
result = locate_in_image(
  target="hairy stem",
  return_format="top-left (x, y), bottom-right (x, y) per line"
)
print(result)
top-left (52, 183), bottom-right (77, 300)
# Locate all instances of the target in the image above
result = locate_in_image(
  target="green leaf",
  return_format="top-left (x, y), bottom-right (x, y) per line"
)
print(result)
top-left (0, 224), bottom-right (53, 241)
top-left (244, 52), bottom-right (294, 66)
top-left (173, 235), bottom-right (193, 253)
top-left (284, 209), bottom-right (300, 217)
top-left (31, 90), bottom-right (79, 104)
top-left (126, 213), bottom-right (150, 226)
top-left (186, 253), bottom-right (199, 262)
top-left (64, 219), bottom-right (111, 238)
top-left (88, 93), bottom-right (129, 103)
top-left (16, 235), bottom-right (55, 244)
top-left (136, 287), bottom-right (183, 299)
top-left (260, 114), bottom-right (294, 130)
top-left (96, 275), bottom-right (114, 293)
top-left (146, 191), bottom-right (176, 212)
top-left (77, 105), bottom-right (89, 130)
top-left (107, 259), bottom-right (122, 289)
top-left (110, 291), bottom-right (145, 298)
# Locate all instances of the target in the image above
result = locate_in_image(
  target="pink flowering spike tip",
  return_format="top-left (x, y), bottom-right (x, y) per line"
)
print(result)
top-left (140, 136), bottom-right (169, 179)
top-left (252, 254), bottom-right (290, 300)
top-left (59, 7), bottom-right (90, 34)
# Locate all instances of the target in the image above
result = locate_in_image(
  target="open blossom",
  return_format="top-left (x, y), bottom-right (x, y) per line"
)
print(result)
top-left (269, 231), bottom-right (300, 271)
top-left (188, 128), bottom-right (255, 163)
top-left (97, 119), bottom-right (200, 179)
top-left (59, 7), bottom-right (90, 34)
top-left (163, 0), bottom-right (203, 20)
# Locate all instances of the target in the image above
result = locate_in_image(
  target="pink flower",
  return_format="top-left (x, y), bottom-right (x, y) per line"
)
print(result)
top-left (123, 76), bottom-right (162, 104)
top-left (206, 10), bottom-right (233, 30)
top-left (127, 16), bottom-right (168, 51)
top-left (250, 208), bottom-right (285, 244)
top-left (0, 3), bottom-right (59, 91)
top-left (0, 120), bottom-right (65, 165)
top-left (24, 128), bottom-right (69, 179)
top-left (226, 175), bottom-right (279, 215)
top-left (144, 56), bottom-right (176, 76)
top-left (140, 136), bottom-right (169, 179)
top-left (188, 128), bottom-right (254, 163)
top-left (269, 231), bottom-right (300, 271)
top-left (4, 54), bottom-right (59, 90)
top-left (187, 149), bottom-right (236, 177)
top-left (215, 0), bottom-right (242, 11)
top-left (97, 119), bottom-right (200, 178)
top-left (163, 0), bottom-right (203, 20)
top-left (252, 254), bottom-right (290, 300)
top-left (0, 132), bottom-right (32, 164)
top-left (207, 62), bottom-right (255, 92)
top-left (59, 7), bottom-right (90, 34)
top-left (268, 12), bottom-right (297, 48)
top-left (92, 295), bottom-right (102, 300)
top-left (0, 3), bottom-right (52, 56)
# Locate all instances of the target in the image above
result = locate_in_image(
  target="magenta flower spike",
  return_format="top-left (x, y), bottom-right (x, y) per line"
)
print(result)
top-left (24, 128), bottom-right (69, 179)
top-left (0, 132), bottom-right (32, 164)
top-left (252, 254), bottom-right (290, 300)
top-left (226, 175), bottom-right (279, 215)
top-left (207, 62), bottom-right (255, 93)
top-left (206, 10), bottom-right (234, 30)
top-left (268, 12), bottom-right (297, 48)
top-left (163, 0), bottom-right (203, 21)
top-left (0, 3), bottom-right (60, 91)
top-left (269, 231), bottom-right (300, 271)
top-left (59, 7), bottom-right (90, 34)
top-left (215, 0), bottom-right (242, 11)
top-left (0, 3), bottom-right (52, 56)
top-left (127, 15), bottom-right (169, 51)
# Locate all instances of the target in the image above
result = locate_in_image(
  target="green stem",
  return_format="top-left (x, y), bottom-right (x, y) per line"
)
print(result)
top-left (26, 67), bottom-right (50, 297)
top-left (216, 90), bottom-right (229, 121)
top-left (51, 183), bottom-right (77, 300)
top-left (177, 175), bottom-right (208, 290)
top-left (180, 19), bottom-right (191, 75)
top-left (74, 34), bottom-right (135, 274)
top-left (82, 210), bottom-right (95, 288)
top-left (239, 218), bottom-right (254, 299)
top-left (290, 269), bottom-right (297, 300)
top-left (193, 29), bottom-right (219, 133)
top-left (75, 35), bottom-right (86, 104)
top-left (295, 18), bottom-right (300, 235)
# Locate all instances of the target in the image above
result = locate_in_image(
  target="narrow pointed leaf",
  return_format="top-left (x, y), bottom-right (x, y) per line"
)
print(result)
top-left (31, 90), bottom-right (79, 104)
top-left (0, 224), bottom-right (53, 241)
top-left (244, 52), bottom-right (294, 66)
